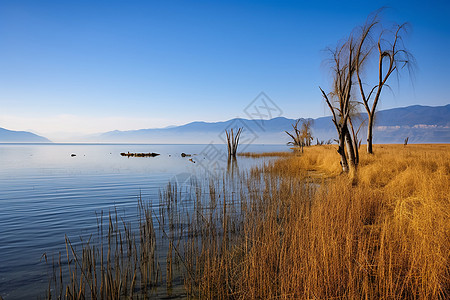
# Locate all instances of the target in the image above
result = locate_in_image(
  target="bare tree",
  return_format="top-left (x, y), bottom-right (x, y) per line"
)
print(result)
top-left (404, 136), bottom-right (409, 146)
top-left (225, 128), bottom-right (242, 158)
top-left (355, 12), bottom-right (415, 154)
top-left (285, 119), bottom-right (302, 147)
top-left (301, 119), bottom-right (314, 146)
top-left (285, 119), bottom-right (313, 152)
top-left (320, 10), bottom-right (414, 171)
top-left (320, 33), bottom-right (362, 172)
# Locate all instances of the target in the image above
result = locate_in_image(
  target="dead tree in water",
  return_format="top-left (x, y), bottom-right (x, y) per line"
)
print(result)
top-left (225, 128), bottom-right (242, 158)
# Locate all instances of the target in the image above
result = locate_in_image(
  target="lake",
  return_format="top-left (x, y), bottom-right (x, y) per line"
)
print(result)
top-left (0, 143), bottom-right (288, 299)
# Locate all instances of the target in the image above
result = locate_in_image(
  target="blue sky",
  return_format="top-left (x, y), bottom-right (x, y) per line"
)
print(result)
top-left (0, 0), bottom-right (449, 140)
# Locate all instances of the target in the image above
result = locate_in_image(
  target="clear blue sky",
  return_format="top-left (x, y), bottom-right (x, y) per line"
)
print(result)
top-left (0, 0), bottom-right (449, 140)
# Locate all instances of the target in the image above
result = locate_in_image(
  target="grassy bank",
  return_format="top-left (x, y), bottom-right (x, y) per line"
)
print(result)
top-left (48, 144), bottom-right (449, 299)
top-left (185, 144), bottom-right (449, 299)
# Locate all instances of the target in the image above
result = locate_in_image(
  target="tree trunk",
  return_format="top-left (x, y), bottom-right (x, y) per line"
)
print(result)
top-left (348, 118), bottom-right (360, 166)
top-left (353, 138), bottom-right (359, 166)
top-left (366, 113), bottom-right (374, 154)
top-left (337, 128), bottom-right (349, 173)
top-left (344, 126), bottom-right (357, 170)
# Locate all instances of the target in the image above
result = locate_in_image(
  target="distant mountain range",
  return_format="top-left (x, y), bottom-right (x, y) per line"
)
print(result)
top-left (93, 104), bottom-right (450, 144)
top-left (1, 104), bottom-right (449, 144)
top-left (0, 128), bottom-right (51, 143)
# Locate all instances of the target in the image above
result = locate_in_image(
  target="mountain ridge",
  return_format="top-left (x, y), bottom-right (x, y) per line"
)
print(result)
top-left (1, 104), bottom-right (448, 144)
top-left (0, 128), bottom-right (51, 143)
top-left (96, 104), bottom-right (450, 144)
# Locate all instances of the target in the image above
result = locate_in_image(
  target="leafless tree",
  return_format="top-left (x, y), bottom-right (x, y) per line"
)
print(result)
top-left (320, 33), bottom-right (362, 172)
top-left (285, 119), bottom-right (313, 152)
top-left (301, 119), bottom-right (314, 146)
top-left (355, 12), bottom-right (415, 154)
top-left (320, 10), bottom-right (414, 171)
top-left (225, 128), bottom-right (242, 158)
top-left (285, 119), bottom-right (302, 147)
top-left (404, 136), bottom-right (409, 146)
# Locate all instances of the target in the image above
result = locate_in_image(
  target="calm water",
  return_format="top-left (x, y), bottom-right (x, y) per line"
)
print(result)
top-left (0, 143), bottom-right (287, 299)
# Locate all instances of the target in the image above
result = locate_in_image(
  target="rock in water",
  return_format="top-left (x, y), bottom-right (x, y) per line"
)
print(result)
top-left (120, 152), bottom-right (160, 157)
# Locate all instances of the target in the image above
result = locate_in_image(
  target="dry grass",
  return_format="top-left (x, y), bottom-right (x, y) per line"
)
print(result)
top-left (184, 144), bottom-right (450, 299)
top-left (261, 145), bottom-right (343, 178)
top-left (47, 144), bottom-right (450, 299)
top-left (238, 151), bottom-right (296, 158)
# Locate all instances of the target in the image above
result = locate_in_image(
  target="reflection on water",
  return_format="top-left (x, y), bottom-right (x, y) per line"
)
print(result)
top-left (0, 143), bottom-right (287, 299)
top-left (227, 157), bottom-right (240, 177)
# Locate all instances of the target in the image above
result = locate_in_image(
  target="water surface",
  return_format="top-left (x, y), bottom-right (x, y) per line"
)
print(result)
top-left (0, 143), bottom-right (287, 299)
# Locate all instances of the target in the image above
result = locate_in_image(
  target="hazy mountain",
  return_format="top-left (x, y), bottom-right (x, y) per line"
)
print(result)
top-left (0, 128), bottom-right (51, 143)
top-left (372, 105), bottom-right (450, 127)
top-left (312, 104), bottom-right (450, 144)
top-left (95, 104), bottom-right (450, 144)
top-left (365, 104), bottom-right (450, 144)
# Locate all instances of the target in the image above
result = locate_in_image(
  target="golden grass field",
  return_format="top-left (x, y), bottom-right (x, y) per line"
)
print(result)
top-left (187, 144), bottom-right (449, 299)
top-left (49, 144), bottom-right (449, 299)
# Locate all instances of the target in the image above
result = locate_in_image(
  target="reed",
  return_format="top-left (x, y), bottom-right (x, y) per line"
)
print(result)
top-left (46, 201), bottom-right (161, 299)
top-left (47, 144), bottom-right (449, 299)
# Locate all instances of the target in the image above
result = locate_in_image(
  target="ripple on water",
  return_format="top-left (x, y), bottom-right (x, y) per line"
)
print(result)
top-left (0, 143), bottom-right (287, 299)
